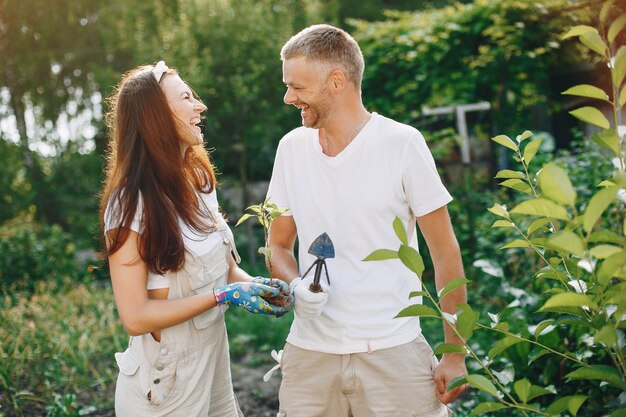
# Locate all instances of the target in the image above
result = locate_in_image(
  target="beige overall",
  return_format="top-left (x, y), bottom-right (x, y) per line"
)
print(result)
top-left (114, 228), bottom-right (243, 416)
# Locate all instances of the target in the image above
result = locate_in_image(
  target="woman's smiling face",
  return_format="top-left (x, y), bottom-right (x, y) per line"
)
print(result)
top-left (160, 73), bottom-right (207, 150)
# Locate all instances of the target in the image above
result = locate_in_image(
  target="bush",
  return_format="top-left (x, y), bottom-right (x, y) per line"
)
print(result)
top-left (0, 211), bottom-right (93, 293)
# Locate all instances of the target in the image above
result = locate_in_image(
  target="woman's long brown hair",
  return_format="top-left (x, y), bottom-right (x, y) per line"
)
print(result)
top-left (99, 65), bottom-right (217, 274)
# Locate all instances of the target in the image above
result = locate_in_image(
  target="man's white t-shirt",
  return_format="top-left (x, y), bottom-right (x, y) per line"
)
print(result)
top-left (267, 112), bottom-right (452, 354)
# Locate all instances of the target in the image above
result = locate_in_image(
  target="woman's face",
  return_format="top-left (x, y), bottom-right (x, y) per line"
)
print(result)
top-left (160, 73), bottom-right (207, 149)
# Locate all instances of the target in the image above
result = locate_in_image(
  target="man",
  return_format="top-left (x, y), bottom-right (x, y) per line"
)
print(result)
top-left (266, 24), bottom-right (468, 417)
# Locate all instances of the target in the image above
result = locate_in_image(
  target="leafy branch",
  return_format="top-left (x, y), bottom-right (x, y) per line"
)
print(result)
top-left (235, 197), bottom-right (289, 274)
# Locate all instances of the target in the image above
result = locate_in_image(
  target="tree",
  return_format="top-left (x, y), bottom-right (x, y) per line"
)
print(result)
top-left (0, 0), bottom-right (104, 221)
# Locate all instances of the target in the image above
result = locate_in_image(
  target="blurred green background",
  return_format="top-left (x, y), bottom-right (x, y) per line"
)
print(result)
top-left (1, 0), bottom-right (621, 415)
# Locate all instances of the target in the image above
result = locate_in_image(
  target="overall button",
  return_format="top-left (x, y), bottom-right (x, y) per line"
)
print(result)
top-left (153, 378), bottom-right (161, 384)
top-left (161, 348), bottom-right (168, 356)
top-left (155, 364), bottom-right (164, 371)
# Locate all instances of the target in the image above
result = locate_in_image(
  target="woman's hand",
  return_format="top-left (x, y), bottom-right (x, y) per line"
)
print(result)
top-left (213, 282), bottom-right (286, 316)
top-left (252, 277), bottom-right (294, 316)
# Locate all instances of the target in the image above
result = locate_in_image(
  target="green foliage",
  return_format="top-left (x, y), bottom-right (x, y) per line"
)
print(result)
top-left (236, 198), bottom-right (289, 273)
top-left (0, 212), bottom-right (93, 292)
top-left (0, 282), bottom-right (124, 416)
top-left (0, 139), bottom-right (32, 223)
top-left (352, 0), bottom-right (592, 133)
top-left (45, 146), bottom-right (103, 246)
top-left (367, 5), bottom-right (626, 416)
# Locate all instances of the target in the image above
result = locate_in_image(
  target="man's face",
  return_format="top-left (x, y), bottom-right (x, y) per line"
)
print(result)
top-left (282, 56), bottom-right (333, 129)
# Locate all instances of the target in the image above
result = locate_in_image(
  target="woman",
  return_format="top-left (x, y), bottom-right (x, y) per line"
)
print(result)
top-left (100, 61), bottom-right (293, 416)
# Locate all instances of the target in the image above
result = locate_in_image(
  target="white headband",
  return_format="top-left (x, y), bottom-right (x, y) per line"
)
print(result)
top-left (152, 60), bottom-right (169, 83)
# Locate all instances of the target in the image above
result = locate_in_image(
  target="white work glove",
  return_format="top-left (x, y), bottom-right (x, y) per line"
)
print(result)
top-left (290, 275), bottom-right (328, 319)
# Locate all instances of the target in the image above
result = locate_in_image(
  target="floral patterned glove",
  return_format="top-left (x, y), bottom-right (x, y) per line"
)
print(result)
top-left (253, 277), bottom-right (294, 317)
top-left (213, 282), bottom-right (280, 315)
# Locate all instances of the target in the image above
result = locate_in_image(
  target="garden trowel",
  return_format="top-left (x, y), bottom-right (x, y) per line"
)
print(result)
top-left (301, 232), bottom-right (334, 293)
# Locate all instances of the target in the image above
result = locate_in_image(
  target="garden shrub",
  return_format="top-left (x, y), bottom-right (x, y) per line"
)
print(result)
top-left (367, 5), bottom-right (626, 416)
top-left (0, 211), bottom-right (91, 293)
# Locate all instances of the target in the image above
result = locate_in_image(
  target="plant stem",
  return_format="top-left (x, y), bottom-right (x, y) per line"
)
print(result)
top-left (475, 323), bottom-right (585, 366)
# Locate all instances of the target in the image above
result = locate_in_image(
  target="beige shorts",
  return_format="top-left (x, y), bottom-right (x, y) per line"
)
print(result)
top-left (277, 334), bottom-right (449, 417)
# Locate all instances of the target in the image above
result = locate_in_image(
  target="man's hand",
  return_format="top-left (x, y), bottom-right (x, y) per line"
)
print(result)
top-left (290, 275), bottom-right (328, 319)
top-left (433, 353), bottom-right (468, 404)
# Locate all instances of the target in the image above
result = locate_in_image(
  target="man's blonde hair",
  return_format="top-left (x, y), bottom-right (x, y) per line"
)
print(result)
top-left (281, 24), bottom-right (365, 89)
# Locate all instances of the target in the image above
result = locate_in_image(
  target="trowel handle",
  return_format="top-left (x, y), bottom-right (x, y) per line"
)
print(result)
top-left (308, 260), bottom-right (323, 293)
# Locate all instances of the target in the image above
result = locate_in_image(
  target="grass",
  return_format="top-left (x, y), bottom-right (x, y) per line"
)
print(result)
top-left (0, 280), bottom-right (123, 416)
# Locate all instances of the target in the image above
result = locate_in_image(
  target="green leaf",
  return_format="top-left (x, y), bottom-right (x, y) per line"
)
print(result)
top-left (488, 335), bottom-right (523, 359)
top-left (511, 198), bottom-right (570, 221)
top-left (456, 304), bottom-right (477, 340)
top-left (466, 374), bottom-right (500, 398)
top-left (491, 134), bottom-right (518, 151)
top-left (398, 245), bottom-right (425, 276)
top-left (600, 0), bottom-right (615, 24)
top-left (609, 407), bottom-right (626, 417)
top-left (522, 139), bottom-right (542, 165)
top-left (514, 379), bottom-right (531, 403)
top-left (494, 169), bottom-right (524, 179)
top-left (591, 129), bottom-right (620, 156)
top-left (583, 186), bottom-right (619, 233)
top-left (590, 244), bottom-right (622, 259)
top-left (492, 220), bottom-right (514, 228)
top-left (470, 402), bottom-right (507, 416)
top-left (448, 375), bottom-right (468, 390)
top-left (545, 231), bottom-right (585, 257)
top-left (499, 179), bottom-right (531, 194)
top-left (580, 30), bottom-right (608, 56)
top-left (598, 250), bottom-right (626, 286)
top-left (608, 14), bottom-right (626, 43)
top-left (546, 395), bottom-right (588, 416)
top-left (620, 84), bottom-right (626, 108)
top-left (408, 291), bottom-right (428, 298)
top-left (363, 249), bottom-right (399, 261)
top-left (393, 216), bottom-right (408, 245)
top-left (562, 84), bottom-right (610, 101)
top-left (538, 162), bottom-right (577, 207)
top-left (438, 277), bottom-right (469, 300)
top-left (569, 107), bottom-right (610, 129)
top-left (594, 325), bottom-right (618, 346)
top-left (589, 230), bottom-right (626, 245)
top-left (528, 218), bottom-right (551, 235)
top-left (500, 239), bottom-right (530, 249)
top-left (433, 342), bottom-right (466, 355)
top-left (538, 293), bottom-right (598, 313)
top-left (534, 319), bottom-right (556, 338)
top-left (561, 25), bottom-right (597, 39)
top-left (234, 213), bottom-right (254, 227)
top-left (516, 130), bottom-right (534, 143)
top-left (488, 203), bottom-right (510, 219)
top-left (396, 304), bottom-right (439, 318)
top-left (566, 365), bottom-right (626, 389)
top-left (614, 46), bottom-right (626, 87)
top-left (527, 347), bottom-right (550, 365)
top-left (527, 385), bottom-right (554, 402)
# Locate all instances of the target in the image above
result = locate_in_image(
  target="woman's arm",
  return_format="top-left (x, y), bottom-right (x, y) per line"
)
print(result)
top-left (107, 229), bottom-right (219, 336)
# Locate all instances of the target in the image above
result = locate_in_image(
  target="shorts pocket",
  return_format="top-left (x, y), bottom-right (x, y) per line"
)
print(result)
top-left (115, 350), bottom-right (140, 376)
top-left (148, 355), bottom-right (178, 407)
top-left (412, 334), bottom-right (438, 376)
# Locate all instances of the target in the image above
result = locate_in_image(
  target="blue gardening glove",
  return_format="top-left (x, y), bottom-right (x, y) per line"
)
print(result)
top-left (252, 277), bottom-right (294, 317)
top-left (213, 282), bottom-right (281, 315)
